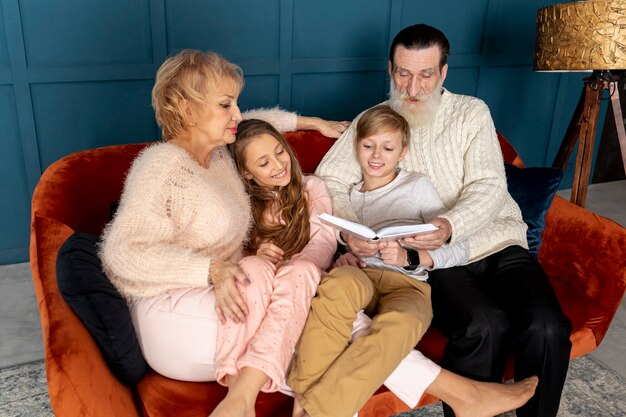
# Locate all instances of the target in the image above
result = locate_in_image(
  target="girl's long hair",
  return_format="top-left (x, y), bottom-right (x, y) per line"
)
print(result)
top-left (229, 119), bottom-right (310, 259)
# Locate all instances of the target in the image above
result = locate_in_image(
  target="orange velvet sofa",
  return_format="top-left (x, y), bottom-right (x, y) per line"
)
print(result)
top-left (30, 130), bottom-right (626, 417)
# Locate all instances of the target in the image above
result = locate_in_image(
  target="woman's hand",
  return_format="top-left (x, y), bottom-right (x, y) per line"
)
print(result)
top-left (401, 218), bottom-right (452, 251)
top-left (334, 252), bottom-right (366, 268)
top-left (343, 233), bottom-right (380, 257)
top-left (379, 241), bottom-right (409, 267)
top-left (256, 241), bottom-right (284, 265)
top-left (209, 259), bottom-right (250, 324)
top-left (297, 116), bottom-right (350, 138)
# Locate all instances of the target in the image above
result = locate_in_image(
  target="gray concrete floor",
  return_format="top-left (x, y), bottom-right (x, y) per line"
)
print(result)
top-left (0, 181), bottom-right (624, 375)
top-left (0, 262), bottom-right (44, 368)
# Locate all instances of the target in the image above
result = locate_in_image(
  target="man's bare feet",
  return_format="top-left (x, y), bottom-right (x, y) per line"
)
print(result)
top-left (451, 375), bottom-right (539, 417)
top-left (426, 369), bottom-right (538, 417)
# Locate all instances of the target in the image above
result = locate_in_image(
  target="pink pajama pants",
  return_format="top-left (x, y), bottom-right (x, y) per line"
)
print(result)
top-left (215, 256), bottom-right (320, 392)
top-left (130, 256), bottom-right (320, 390)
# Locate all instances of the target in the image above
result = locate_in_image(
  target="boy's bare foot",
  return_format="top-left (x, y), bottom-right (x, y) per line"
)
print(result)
top-left (292, 395), bottom-right (311, 417)
top-left (452, 375), bottom-right (539, 417)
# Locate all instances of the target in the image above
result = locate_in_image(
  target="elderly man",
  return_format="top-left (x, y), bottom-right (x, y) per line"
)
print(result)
top-left (305, 23), bottom-right (572, 417)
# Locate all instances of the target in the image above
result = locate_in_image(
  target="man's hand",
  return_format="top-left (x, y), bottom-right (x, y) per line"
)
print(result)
top-left (297, 116), bottom-right (350, 138)
top-left (256, 241), bottom-right (284, 265)
top-left (401, 217), bottom-right (452, 251)
top-left (343, 233), bottom-right (380, 257)
top-left (379, 241), bottom-right (409, 266)
top-left (334, 252), bottom-right (366, 268)
top-left (209, 260), bottom-right (250, 324)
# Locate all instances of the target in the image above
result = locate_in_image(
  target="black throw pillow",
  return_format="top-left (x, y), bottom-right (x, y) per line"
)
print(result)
top-left (56, 232), bottom-right (148, 385)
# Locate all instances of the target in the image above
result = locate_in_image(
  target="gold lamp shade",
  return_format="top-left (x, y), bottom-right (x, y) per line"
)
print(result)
top-left (535, 0), bottom-right (626, 71)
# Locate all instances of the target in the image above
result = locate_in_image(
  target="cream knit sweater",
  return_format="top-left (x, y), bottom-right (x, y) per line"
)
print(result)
top-left (100, 143), bottom-right (251, 299)
top-left (315, 90), bottom-right (528, 262)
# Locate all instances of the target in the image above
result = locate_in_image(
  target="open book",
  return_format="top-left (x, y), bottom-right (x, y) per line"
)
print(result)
top-left (318, 213), bottom-right (438, 243)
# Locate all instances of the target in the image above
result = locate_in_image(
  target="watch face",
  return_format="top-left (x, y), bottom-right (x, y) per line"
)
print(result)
top-left (409, 249), bottom-right (421, 267)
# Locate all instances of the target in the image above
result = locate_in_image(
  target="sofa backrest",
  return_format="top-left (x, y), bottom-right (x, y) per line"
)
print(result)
top-left (32, 143), bottom-right (149, 236)
top-left (31, 130), bottom-right (520, 235)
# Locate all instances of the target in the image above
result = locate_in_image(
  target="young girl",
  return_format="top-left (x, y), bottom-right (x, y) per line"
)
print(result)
top-left (209, 119), bottom-right (336, 417)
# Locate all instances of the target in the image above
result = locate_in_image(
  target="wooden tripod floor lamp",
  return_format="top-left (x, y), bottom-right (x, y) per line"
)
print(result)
top-left (535, 1), bottom-right (626, 207)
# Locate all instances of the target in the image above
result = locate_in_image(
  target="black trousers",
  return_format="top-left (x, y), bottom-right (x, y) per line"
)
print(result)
top-left (427, 245), bottom-right (572, 417)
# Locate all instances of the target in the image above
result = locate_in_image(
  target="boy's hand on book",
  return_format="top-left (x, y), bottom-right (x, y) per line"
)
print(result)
top-left (401, 218), bottom-right (452, 250)
top-left (379, 241), bottom-right (409, 267)
top-left (334, 252), bottom-right (366, 268)
top-left (343, 233), bottom-right (380, 257)
top-left (256, 242), bottom-right (284, 265)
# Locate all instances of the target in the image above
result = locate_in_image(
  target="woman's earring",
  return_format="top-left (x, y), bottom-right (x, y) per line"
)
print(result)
top-left (189, 121), bottom-right (197, 127)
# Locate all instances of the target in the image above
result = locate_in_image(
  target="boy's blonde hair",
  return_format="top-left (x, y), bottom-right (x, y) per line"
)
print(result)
top-left (355, 105), bottom-right (410, 148)
top-left (152, 49), bottom-right (244, 141)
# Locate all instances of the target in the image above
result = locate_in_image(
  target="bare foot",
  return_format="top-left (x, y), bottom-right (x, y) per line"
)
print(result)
top-left (209, 367), bottom-right (268, 417)
top-left (292, 395), bottom-right (311, 417)
top-left (453, 376), bottom-right (539, 417)
top-left (208, 392), bottom-right (255, 417)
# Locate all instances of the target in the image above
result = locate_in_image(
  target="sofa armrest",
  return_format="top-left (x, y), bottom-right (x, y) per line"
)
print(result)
top-left (30, 215), bottom-right (140, 416)
top-left (538, 195), bottom-right (626, 344)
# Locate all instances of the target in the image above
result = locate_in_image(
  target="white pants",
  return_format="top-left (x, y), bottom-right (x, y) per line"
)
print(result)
top-left (131, 286), bottom-right (220, 382)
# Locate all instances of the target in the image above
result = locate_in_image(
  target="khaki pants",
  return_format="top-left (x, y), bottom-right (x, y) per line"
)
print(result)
top-left (287, 266), bottom-right (432, 417)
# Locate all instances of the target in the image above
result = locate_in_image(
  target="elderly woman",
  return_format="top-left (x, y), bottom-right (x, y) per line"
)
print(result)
top-left (99, 50), bottom-right (343, 417)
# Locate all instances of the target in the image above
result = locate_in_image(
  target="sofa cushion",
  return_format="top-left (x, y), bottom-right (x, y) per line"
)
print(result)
top-left (505, 164), bottom-right (563, 256)
top-left (137, 370), bottom-right (293, 417)
top-left (56, 232), bottom-right (148, 384)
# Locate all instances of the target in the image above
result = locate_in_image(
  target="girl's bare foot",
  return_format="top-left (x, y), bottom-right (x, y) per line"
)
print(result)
top-left (209, 367), bottom-right (268, 417)
top-left (208, 392), bottom-right (255, 417)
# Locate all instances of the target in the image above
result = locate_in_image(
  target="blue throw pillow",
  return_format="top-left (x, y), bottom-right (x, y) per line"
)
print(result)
top-left (504, 164), bottom-right (563, 256)
top-left (56, 232), bottom-right (148, 384)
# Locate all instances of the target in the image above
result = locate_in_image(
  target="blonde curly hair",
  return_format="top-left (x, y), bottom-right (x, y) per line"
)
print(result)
top-left (152, 49), bottom-right (244, 141)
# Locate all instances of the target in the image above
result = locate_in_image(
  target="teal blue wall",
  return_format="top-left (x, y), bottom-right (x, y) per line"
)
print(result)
top-left (0, 0), bottom-right (604, 264)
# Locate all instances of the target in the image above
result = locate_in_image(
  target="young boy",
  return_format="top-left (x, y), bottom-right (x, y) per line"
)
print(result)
top-left (289, 105), bottom-right (471, 416)
top-left (336, 104), bottom-right (468, 275)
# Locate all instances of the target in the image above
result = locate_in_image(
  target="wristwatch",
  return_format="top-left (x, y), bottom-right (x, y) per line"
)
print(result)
top-left (403, 249), bottom-right (421, 271)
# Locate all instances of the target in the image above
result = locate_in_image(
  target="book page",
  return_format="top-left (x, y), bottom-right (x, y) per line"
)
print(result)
top-left (318, 213), bottom-right (377, 240)
top-left (374, 224), bottom-right (438, 241)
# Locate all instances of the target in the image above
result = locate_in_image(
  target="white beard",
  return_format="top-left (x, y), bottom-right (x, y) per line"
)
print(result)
top-left (388, 79), bottom-right (443, 128)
